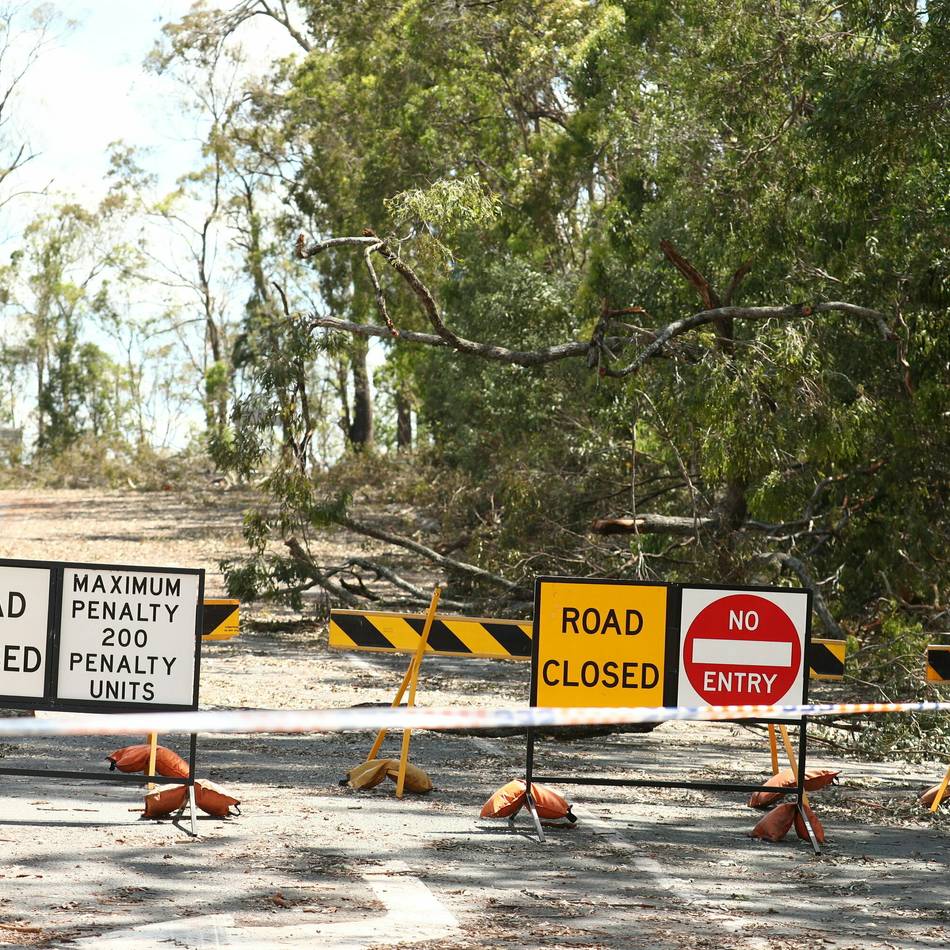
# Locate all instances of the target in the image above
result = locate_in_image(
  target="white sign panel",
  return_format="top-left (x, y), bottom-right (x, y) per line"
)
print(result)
top-left (56, 567), bottom-right (199, 706)
top-left (678, 587), bottom-right (808, 718)
top-left (0, 565), bottom-right (51, 698)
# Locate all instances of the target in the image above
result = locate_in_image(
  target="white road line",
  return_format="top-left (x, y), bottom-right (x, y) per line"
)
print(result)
top-left (72, 859), bottom-right (458, 950)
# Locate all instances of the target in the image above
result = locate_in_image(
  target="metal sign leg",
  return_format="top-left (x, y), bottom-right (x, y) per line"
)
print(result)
top-left (796, 799), bottom-right (820, 855)
top-left (188, 783), bottom-right (198, 838)
top-left (525, 787), bottom-right (545, 844)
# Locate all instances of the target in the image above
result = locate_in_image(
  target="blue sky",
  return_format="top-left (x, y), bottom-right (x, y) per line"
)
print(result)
top-left (2, 2), bottom-right (305, 446)
top-left (14, 1), bottom-right (297, 206)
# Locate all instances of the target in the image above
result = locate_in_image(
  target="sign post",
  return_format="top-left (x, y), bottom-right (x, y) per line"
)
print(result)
top-left (526, 577), bottom-right (671, 842)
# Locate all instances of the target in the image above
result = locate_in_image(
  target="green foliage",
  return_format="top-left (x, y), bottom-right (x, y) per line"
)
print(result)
top-left (848, 608), bottom-right (950, 762)
top-left (385, 176), bottom-right (501, 259)
top-left (168, 0), bottom-right (950, 755)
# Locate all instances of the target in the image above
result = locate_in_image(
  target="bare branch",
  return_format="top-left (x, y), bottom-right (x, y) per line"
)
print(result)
top-left (591, 514), bottom-right (719, 536)
top-left (722, 259), bottom-right (753, 306)
top-left (606, 301), bottom-right (892, 378)
top-left (213, 1), bottom-right (312, 53)
top-left (296, 233), bottom-right (892, 375)
top-left (298, 235), bottom-right (379, 258)
top-left (308, 314), bottom-right (445, 346)
top-left (345, 557), bottom-right (471, 609)
top-left (271, 280), bottom-right (290, 317)
top-left (363, 244), bottom-right (398, 337)
top-left (285, 537), bottom-right (362, 606)
top-left (659, 239), bottom-right (719, 309)
top-left (755, 550), bottom-right (847, 639)
top-left (338, 515), bottom-right (523, 593)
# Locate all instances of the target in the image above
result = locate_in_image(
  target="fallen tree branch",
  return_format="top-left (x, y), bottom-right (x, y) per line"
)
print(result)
top-left (755, 550), bottom-right (847, 639)
top-left (307, 313), bottom-right (592, 363)
top-left (338, 515), bottom-right (523, 593)
top-left (660, 239), bottom-right (719, 310)
top-left (363, 243), bottom-right (398, 337)
top-left (604, 301), bottom-right (891, 378)
top-left (344, 556), bottom-right (471, 609)
top-left (285, 537), bottom-right (363, 606)
top-left (297, 233), bottom-right (892, 377)
top-left (591, 514), bottom-right (719, 536)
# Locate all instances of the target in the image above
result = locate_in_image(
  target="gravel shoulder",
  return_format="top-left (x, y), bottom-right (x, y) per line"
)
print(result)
top-left (0, 488), bottom-right (947, 950)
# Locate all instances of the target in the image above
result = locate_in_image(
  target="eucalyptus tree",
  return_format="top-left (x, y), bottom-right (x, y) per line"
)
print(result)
top-left (6, 199), bottom-right (128, 452)
top-left (164, 1), bottom-right (948, 725)
top-left (0, 3), bottom-right (63, 218)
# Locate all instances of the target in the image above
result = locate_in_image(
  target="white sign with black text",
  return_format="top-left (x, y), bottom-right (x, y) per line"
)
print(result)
top-left (56, 567), bottom-right (199, 706)
top-left (0, 565), bottom-right (51, 698)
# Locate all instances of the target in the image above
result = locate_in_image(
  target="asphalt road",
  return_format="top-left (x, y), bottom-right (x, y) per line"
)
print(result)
top-left (0, 488), bottom-right (947, 948)
top-left (0, 627), bottom-right (947, 949)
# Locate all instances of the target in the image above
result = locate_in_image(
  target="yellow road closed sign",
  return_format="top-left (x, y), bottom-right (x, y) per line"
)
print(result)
top-left (532, 577), bottom-right (669, 708)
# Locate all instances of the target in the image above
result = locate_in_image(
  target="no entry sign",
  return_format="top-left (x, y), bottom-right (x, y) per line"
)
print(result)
top-left (678, 587), bottom-right (810, 714)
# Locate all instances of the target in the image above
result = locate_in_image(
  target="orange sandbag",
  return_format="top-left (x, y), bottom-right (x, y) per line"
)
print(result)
top-left (144, 783), bottom-right (187, 818)
top-left (195, 779), bottom-right (240, 818)
top-left (384, 761), bottom-right (433, 793)
top-left (108, 744), bottom-right (189, 778)
top-left (750, 802), bottom-right (796, 842)
top-left (919, 784), bottom-right (948, 808)
top-left (749, 767), bottom-right (841, 808)
top-left (344, 758), bottom-right (393, 790)
top-left (529, 783), bottom-right (576, 823)
top-left (794, 804), bottom-right (826, 844)
top-left (108, 744), bottom-right (150, 773)
top-left (154, 747), bottom-right (189, 778)
top-left (480, 780), bottom-right (527, 819)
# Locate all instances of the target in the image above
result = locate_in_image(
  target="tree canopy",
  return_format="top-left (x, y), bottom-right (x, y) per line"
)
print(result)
top-left (2, 1), bottom-right (947, 752)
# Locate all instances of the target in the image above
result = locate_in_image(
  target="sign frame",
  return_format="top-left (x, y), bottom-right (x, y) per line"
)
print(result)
top-left (0, 556), bottom-right (204, 832)
top-left (0, 557), bottom-right (204, 714)
top-left (524, 576), bottom-right (818, 851)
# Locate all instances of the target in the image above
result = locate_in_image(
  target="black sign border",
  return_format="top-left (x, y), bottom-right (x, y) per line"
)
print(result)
top-left (0, 557), bottom-right (203, 714)
top-left (529, 575), bottom-right (676, 708)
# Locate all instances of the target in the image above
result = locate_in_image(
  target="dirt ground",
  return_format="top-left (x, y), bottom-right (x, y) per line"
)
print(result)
top-left (0, 487), bottom-right (947, 950)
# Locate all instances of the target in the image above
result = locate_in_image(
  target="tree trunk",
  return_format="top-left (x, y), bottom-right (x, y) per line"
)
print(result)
top-left (347, 341), bottom-right (373, 448)
top-left (395, 388), bottom-right (412, 451)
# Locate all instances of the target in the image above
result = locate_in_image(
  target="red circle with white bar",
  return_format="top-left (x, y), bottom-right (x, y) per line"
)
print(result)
top-left (683, 593), bottom-right (801, 705)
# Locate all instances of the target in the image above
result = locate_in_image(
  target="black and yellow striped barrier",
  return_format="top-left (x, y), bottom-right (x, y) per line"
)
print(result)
top-left (329, 609), bottom-right (532, 660)
top-left (926, 645), bottom-right (950, 683)
top-left (202, 599), bottom-right (240, 641)
top-left (808, 638), bottom-right (846, 681)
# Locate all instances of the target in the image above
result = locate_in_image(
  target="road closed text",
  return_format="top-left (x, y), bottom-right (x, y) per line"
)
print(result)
top-left (0, 565), bottom-right (51, 699)
top-left (534, 580), bottom-right (668, 709)
top-left (541, 658), bottom-right (659, 689)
